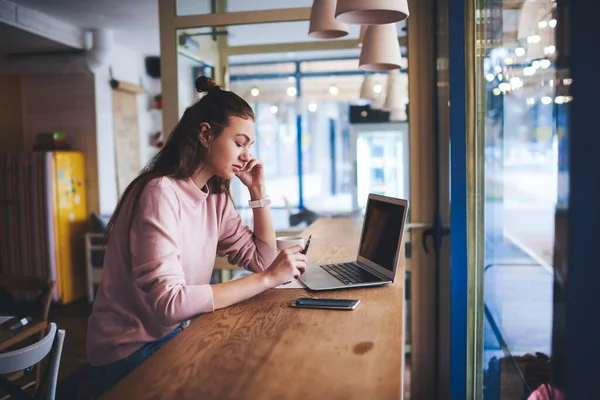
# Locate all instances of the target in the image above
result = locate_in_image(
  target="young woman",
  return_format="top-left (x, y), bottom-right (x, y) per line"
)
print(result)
top-left (85, 77), bottom-right (308, 395)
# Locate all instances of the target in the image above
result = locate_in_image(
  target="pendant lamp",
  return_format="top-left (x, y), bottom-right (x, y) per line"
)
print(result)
top-left (359, 74), bottom-right (377, 101)
top-left (385, 70), bottom-right (408, 120)
top-left (359, 24), bottom-right (402, 71)
top-left (335, 0), bottom-right (409, 25)
top-left (358, 25), bottom-right (367, 47)
top-left (309, 0), bottom-right (349, 39)
top-left (384, 69), bottom-right (402, 110)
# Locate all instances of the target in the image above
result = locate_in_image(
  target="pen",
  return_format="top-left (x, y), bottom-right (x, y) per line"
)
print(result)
top-left (301, 235), bottom-right (312, 255)
top-left (283, 235), bottom-right (312, 285)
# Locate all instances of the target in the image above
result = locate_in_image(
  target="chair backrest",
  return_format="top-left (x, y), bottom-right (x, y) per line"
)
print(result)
top-left (0, 322), bottom-right (65, 400)
top-left (45, 328), bottom-right (65, 400)
top-left (0, 275), bottom-right (55, 320)
top-left (0, 323), bottom-right (57, 374)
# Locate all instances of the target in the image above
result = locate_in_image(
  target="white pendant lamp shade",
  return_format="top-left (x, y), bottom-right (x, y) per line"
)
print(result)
top-left (360, 74), bottom-right (377, 101)
top-left (385, 69), bottom-right (408, 120)
top-left (309, 0), bottom-right (349, 39)
top-left (359, 24), bottom-right (402, 71)
top-left (358, 25), bottom-right (367, 47)
top-left (384, 70), bottom-right (402, 109)
top-left (335, 0), bottom-right (409, 25)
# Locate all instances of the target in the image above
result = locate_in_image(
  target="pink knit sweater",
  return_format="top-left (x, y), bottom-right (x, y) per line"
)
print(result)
top-left (87, 177), bottom-right (277, 366)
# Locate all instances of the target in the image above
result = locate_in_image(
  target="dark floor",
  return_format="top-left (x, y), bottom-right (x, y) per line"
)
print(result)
top-left (48, 299), bottom-right (92, 382)
top-left (49, 299), bottom-right (412, 398)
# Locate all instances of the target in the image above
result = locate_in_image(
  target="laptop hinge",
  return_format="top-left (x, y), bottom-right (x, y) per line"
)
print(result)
top-left (357, 262), bottom-right (392, 281)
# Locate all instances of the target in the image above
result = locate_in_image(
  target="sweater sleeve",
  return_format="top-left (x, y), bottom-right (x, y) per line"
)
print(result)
top-left (216, 195), bottom-right (278, 272)
top-left (130, 184), bottom-right (214, 327)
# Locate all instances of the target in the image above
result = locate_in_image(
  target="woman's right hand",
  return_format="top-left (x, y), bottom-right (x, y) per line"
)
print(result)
top-left (263, 245), bottom-right (308, 287)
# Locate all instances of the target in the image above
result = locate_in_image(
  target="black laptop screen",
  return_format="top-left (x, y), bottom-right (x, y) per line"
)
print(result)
top-left (358, 198), bottom-right (405, 271)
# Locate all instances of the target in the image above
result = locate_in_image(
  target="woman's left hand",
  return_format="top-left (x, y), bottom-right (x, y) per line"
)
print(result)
top-left (235, 158), bottom-right (265, 189)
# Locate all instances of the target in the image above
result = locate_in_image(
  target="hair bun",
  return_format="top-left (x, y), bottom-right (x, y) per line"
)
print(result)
top-left (195, 76), bottom-right (220, 93)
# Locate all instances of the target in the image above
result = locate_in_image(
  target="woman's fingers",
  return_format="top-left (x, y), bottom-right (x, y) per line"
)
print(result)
top-left (244, 158), bottom-right (262, 172)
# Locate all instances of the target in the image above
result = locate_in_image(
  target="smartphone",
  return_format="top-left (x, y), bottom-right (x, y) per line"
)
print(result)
top-left (290, 297), bottom-right (360, 310)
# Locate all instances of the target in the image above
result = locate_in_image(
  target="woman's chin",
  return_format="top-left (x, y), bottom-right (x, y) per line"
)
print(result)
top-left (217, 171), bottom-right (236, 180)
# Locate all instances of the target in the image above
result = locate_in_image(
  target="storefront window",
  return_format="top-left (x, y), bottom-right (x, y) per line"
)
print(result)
top-left (475, 1), bottom-right (567, 398)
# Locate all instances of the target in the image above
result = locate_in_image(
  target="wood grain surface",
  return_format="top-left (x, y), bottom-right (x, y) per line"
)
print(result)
top-left (103, 218), bottom-right (405, 399)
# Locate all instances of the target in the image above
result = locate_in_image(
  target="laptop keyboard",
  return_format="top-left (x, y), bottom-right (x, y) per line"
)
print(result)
top-left (320, 263), bottom-right (383, 285)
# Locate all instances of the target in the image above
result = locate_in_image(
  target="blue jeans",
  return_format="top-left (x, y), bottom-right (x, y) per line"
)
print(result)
top-left (87, 324), bottom-right (184, 396)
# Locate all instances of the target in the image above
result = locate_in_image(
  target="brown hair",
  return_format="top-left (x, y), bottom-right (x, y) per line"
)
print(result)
top-left (105, 76), bottom-right (255, 240)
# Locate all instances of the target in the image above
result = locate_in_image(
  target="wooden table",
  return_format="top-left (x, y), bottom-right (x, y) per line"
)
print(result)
top-left (104, 218), bottom-right (405, 399)
top-left (0, 316), bottom-right (47, 352)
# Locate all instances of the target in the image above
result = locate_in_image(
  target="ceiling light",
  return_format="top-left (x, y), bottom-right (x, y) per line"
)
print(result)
top-left (492, 88), bottom-right (502, 96)
top-left (359, 24), bottom-right (402, 71)
top-left (549, 19), bottom-right (557, 28)
top-left (526, 97), bottom-right (536, 106)
top-left (527, 35), bottom-right (541, 44)
top-left (287, 86), bottom-right (297, 97)
top-left (309, 0), bottom-right (349, 39)
top-left (250, 86), bottom-right (260, 97)
top-left (270, 105), bottom-right (278, 114)
top-left (510, 77), bottom-right (523, 90)
top-left (329, 85), bottom-right (339, 96)
top-left (373, 83), bottom-right (383, 93)
top-left (544, 45), bottom-right (556, 55)
top-left (308, 103), bottom-right (318, 112)
top-left (515, 47), bottom-right (526, 57)
top-left (335, 0), bottom-right (409, 24)
top-left (541, 96), bottom-right (553, 105)
top-left (486, 73), bottom-right (495, 82)
top-left (540, 59), bottom-right (551, 69)
top-left (538, 20), bottom-right (548, 29)
top-left (498, 82), bottom-right (511, 92)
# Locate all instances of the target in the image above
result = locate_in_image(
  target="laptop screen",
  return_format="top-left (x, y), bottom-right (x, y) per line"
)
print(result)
top-left (358, 198), bottom-right (406, 272)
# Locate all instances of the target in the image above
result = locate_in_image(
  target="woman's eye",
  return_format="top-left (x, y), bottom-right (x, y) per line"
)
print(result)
top-left (235, 142), bottom-right (243, 148)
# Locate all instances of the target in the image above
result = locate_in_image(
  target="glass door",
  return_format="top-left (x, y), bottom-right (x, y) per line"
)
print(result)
top-left (468, 0), bottom-right (569, 398)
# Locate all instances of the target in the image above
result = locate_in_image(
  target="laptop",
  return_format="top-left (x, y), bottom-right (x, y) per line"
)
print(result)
top-left (299, 194), bottom-right (409, 291)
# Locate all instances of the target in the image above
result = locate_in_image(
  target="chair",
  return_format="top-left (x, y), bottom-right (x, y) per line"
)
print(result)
top-left (0, 275), bottom-right (55, 322)
top-left (0, 323), bottom-right (65, 400)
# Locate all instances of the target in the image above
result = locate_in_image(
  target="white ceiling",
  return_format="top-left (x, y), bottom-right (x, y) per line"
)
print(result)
top-left (4, 0), bottom-right (406, 61)
top-left (9, 0), bottom-right (160, 55)
top-left (0, 23), bottom-right (75, 55)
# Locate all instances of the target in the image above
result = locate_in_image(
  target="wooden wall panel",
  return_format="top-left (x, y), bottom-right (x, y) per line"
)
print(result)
top-left (0, 75), bottom-right (24, 151)
top-left (20, 74), bottom-right (99, 214)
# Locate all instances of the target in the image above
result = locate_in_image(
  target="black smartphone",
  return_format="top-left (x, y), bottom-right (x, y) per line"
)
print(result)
top-left (0, 316), bottom-right (32, 331)
top-left (290, 297), bottom-right (360, 310)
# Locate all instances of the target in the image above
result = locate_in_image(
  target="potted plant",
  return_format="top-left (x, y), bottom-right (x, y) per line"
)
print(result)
top-left (154, 94), bottom-right (162, 110)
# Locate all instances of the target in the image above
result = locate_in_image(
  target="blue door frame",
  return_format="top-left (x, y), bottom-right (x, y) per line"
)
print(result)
top-left (448, 0), bottom-right (468, 397)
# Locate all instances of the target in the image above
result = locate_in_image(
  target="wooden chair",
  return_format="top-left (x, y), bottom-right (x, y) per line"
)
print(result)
top-left (0, 323), bottom-right (65, 400)
top-left (0, 275), bottom-right (55, 322)
top-left (0, 275), bottom-right (56, 393)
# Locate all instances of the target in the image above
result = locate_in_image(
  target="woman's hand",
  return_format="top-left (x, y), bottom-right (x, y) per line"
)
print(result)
top-left (235, 158), bottom-right (264, 191)
top-left (262, 245), bottom-right (308, 287)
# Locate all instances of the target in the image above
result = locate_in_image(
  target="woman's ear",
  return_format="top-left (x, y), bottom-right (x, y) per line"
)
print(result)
top-left (198, 122), bottom-right (212, 147)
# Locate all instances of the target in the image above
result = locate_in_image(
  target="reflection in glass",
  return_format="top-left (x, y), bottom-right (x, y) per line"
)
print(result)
top-left (477, 0), bottom-right (567, 399)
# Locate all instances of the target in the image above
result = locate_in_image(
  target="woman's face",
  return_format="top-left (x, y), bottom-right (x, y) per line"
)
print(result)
top-left (204, 116), bottom-right (255, 180)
